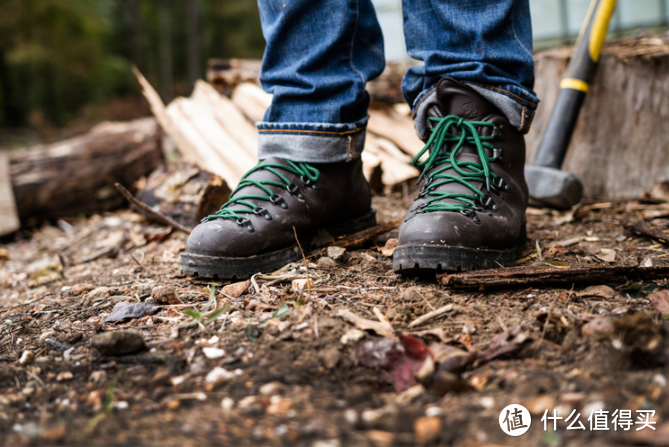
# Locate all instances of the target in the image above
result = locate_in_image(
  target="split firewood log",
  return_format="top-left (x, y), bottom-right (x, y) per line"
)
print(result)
top-left (7, 118), bottom-right (163, 228)
top-left (134, 162), bottom-right (231, 229)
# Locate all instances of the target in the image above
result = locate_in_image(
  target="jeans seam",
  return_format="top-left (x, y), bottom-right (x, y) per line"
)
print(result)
top-left (258, 127), bottom-right (366, 136)
top-left (411, 86), bottom-right (438, 119)
top-left (349, 0), bottom-right (366, 84)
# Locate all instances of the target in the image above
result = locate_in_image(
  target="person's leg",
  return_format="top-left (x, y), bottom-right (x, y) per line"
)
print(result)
top-left (394, 0), bottom-right (536, 274)
top-left (181, 0), bottom-right (385, 280)
top-left (257, 0), bottom-right (385, 163)
top-left (402, 0), bottom-right (538, 139)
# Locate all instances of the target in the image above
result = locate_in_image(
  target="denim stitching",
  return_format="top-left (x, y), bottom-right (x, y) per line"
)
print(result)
top-left (476, 83), bottom-right (537, 107)
top-left (411, 86), bottom-right (438, 119)
top-left (258, 127), bottom-right (365, 136)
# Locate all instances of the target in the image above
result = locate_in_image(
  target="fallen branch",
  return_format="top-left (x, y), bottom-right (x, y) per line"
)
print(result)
top-left (114, 183), bottom-right (192, 234)
top-left (332, 219), bottom-right (399, 249)
top-left (408, 304), bottom-right (454, 329)
top-left (438, 266), bottom-right (669, 289)
top-left (621, 220), bottom-right (669, 244)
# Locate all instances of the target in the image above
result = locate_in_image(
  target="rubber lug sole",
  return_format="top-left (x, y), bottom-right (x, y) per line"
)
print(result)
top-left (180, 209), bottom-right (377, 280)
top-left (393, 223), bottom-right (528, 275)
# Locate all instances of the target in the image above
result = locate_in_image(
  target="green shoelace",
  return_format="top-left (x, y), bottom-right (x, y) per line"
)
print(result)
top-left (204, 160), bottom-right (320, 231)
top-left (412, 115), bottom-right (503, 215)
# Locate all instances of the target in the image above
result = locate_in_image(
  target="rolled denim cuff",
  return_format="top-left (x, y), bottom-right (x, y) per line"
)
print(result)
top-left (412, 83), bottom-right (538, 140)
top-left (257, 117), bottom-right (368, 163)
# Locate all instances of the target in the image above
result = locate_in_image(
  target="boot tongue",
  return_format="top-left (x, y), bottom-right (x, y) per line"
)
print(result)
top-left (436, 78), bottom-right (501, 121)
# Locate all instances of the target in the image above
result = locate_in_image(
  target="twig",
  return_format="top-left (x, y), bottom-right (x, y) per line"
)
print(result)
top-left (373, 307), bottom-right (392, 327)
top-left (0, 292), bottom-right (57, 314)
top-left (408, 304), bottom-right (454, 329)
top-left (45, 338), bottom-right (70, 351)
top-left (293, 226), bottom-right (311, 300)
top-left (114, 182), bottom-right (191, 234)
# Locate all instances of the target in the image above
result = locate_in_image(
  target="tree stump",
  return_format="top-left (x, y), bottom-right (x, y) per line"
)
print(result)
top-left (527, 37), bottom-right (669, 200)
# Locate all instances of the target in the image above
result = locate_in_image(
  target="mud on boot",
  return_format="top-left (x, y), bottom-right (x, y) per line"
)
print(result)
top-left (181, 157), bottom-right (376, 280)
top-left (393, 78), bottom-right (529, 274)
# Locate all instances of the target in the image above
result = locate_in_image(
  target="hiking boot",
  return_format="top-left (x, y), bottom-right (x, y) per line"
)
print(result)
top-left (181, 157), bottom-right (375, 279)
top-left (393, 78), bottom-right (528, 274)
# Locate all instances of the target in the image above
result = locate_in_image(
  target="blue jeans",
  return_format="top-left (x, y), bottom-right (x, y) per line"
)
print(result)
top-left (257, 0), bottom-right (538, 163)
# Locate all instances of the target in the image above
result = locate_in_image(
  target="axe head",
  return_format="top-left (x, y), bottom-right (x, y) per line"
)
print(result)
top-left (524, 165), bottom-right (583, 210)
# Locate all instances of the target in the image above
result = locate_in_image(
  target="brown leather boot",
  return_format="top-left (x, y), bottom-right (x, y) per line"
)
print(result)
top-left (181, 157), bottom-right (375, 279)
top-left (393, 78), bottom-right (528, 274)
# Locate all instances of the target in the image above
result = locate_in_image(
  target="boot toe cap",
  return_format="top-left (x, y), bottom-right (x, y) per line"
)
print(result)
top-left (185, 219), bottom-right (266, 258)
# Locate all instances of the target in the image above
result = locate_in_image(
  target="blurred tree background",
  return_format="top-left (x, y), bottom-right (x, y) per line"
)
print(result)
top-left (0, 0), bottom-right (264, 144)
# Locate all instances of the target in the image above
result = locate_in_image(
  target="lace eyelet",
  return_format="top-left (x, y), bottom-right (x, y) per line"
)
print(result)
top-left (236, 218), bottom-right (255, 232)
top-left (253, 207), bottom-right (272, 220)
top-left (287, 183), bottom-right (304, 199)
top-left (300, 176), bottom-right (318, 189)
top-left (491, 148), bottom-right (504, 162)
top-left (460, 209), bottom-right (481, 224)
top-left (270, 195), bottom-right (289, 209)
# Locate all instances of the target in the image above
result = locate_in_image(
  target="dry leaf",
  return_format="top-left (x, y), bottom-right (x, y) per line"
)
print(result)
top-left (580, 285), bottom-right (616, 299)
top-left (648, 290), bottom-right (669, 316)
top-left (596, 248), bottom-right (616, 263)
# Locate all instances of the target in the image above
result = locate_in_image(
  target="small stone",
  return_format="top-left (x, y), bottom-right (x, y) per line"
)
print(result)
top-left (414, 416), bottom-right (441, 446)
top-left (202, 347), bottom-right (225, 359)
top-left (316, 257), bottom-right (337, 270)
top-left (0, 248), bottom-right (9, 260)
top-left (366, 430), bottom-right (394, 447)
top-left (259, 382), bottom-right (284, 396)
top-left (581, 317), bottom-right (615, 338)
top-left (221, 397), bottom-right (235, 414)
top-left (89, 370), bottom-right (107, 384)
top-left (522, 394), bottom-right (556, 415)
top-left (87, 286), bottom-right (111, 301)
top-left (266, 396), bottom-right (292, 416)
top-left (343, 409), bottom-right (358, 426)
top-left (39, 331), bottom-right (55, 342)
top-left (340, 329), bottom-right (366, 344)
top-left (18, 351), bottom-right (34, 366)
top-left (560, 392), bottom-right (585, 405)
top-left (90, 330), bottom-right (146, 355)
top-left (221, 281), bottom-right (250, 298)
top-left (71, 283), bottom-right (95, 296)
top-left (56, 371), bottom-right (73, 382)
top-left (313, 440), bottom-right (340, 447)
top-left (205, 367), bottom-right (235, 390)
top-left (150, 285), bottom-right (181, 304)
top-left (326, 246), bottom-right (347, 262)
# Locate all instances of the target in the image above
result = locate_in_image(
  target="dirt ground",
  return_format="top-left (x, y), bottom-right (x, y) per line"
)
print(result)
top-left (2, 188), bottom-right (669, 446)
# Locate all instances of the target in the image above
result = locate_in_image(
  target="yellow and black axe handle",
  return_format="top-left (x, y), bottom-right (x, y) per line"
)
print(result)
top-left (533, 0), bottom-right (617, 169)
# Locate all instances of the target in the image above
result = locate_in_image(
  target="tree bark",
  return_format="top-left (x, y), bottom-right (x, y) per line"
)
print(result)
top-left (9, 118), bottom-right (163, 227)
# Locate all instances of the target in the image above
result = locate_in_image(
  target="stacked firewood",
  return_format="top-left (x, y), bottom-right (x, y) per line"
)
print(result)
top-left (135, 67), bottom-right (422, 212)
